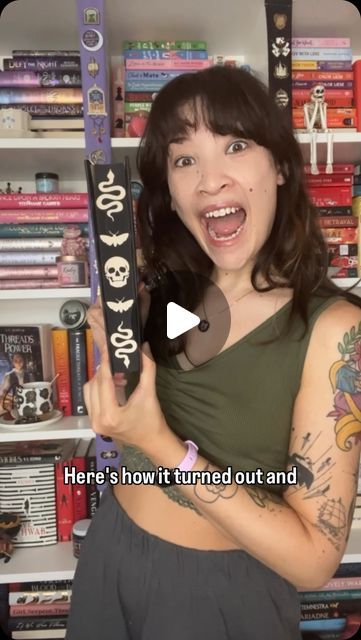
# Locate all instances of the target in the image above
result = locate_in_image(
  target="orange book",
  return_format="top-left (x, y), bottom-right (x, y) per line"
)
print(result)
top-left (85, 326), bottom-right (95, 380)
top-left (51, 328), bottom-right (72, 416)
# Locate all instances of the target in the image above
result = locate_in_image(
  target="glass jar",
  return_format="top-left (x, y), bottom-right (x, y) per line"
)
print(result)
top-left (35, 172), bottom-right (59, 193)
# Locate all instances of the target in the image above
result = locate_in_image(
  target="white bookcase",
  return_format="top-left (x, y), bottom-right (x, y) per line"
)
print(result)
top-left (0, 0), bottom-right (361, 585)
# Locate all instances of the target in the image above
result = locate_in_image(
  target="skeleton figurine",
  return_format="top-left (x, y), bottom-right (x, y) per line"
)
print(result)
top-left (303, 84), bottom-right (333, 175)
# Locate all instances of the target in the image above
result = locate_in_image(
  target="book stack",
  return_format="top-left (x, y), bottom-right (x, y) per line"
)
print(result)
top-left (305, 163), bottom-right (357, 280)
top-left (353, 59), bottom-right (361, 132)
top-left (292, 37), bottom-right (356, 131)
top-left (123, 39), bottom-right (210, 137)
top-left (298, 561), bottom-right (361, 639)
top-left (51, 326), bottom-right (94, 417)
top-left (5, 579), bottom-right (73, 639)
top-left (0, 49), bottom-right (83, 136)
top-left (0, 191), bottom-right (89, 289)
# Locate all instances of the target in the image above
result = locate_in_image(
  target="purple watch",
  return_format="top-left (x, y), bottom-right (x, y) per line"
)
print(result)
top-left (176, 440), bottom-right (199, 472)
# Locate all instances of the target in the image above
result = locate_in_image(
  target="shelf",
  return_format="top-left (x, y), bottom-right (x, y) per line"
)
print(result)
top-left (0, 541), bottom-right (76, 584)
top-left (0, 415), bottom-right (94, 442)
top-left (1, 522), bottom-right (360, 584)
top-left (295, 132), bottom-right (361, 165)
top-left (0, 287), bottom-right (91, 300)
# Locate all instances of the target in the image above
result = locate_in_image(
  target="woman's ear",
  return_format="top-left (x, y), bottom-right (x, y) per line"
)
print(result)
top-left (276, 162), bottom-right (288, 186)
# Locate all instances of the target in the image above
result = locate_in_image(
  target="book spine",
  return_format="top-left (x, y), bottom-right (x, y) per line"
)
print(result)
top-left (0, 265), bottom-right (58, 279)
top-left (111, 60), bottom-right (125, 138)
top-left (305, 163), bottom-right (354, 174)
top-left (68, 329), bottom-right (87, 416)
top-left (123, 40), bottom-right (207, 50)
top-left (9, 580), bottom-right (73, 592)
top-left (85, 327), bottom-right (95, 380)
top-left (294, 96), bottom-right (353, 108)
top-left (71, 454), bottom-right (88, 521)
top-left (6, 103), bottom-right (84, 117)
top-left (317, 576), bottom-right (361, 590)
top-left (123, 49), bottom-right (208, 60)
top-left (125, 69), bottom-right (186, 81)
top-left (55, 461), bottom-right (74, 541)
top-left (0, 238), bottom-right (62, 251)
top-left (292, 60), bottom-right (353, 71)
top-left (316, 206), bottom-right (353, 216)
top-left (306, 175), bottom-right (353, 186)
top-left (300, 599), bottom-right (361, 616)
top-left (51, 329), bottom-right (72, 417)
top-left (125, 80), bottom-right (172, 92)
top-left (328, 243), bottom-right (358, 256)
top-left (0, 252), bottom-right (59, 266)
top-left (124, 102), bottom-right (152, 113)
top-left (0, 279), bottom-right (59, 289)
top-left (293, 80), bottom-right (353, 89)
top-left (353, 60), bottom-right (361, 133)
top-left (292, 71), bottom-right (354, 81)
top-left (0, 193), bottom-right (88, 209)
top-left (125, 91), bottom-right (157, 102)
top-left (292, 48), bottom-right (352, 60)
top-left (9, 590), bottom-right (71, 605)
top-left (308, 187), bottom-right (353, 207)
top-left (12, 50), bottom-right (80, 57)
top-left (0, 453), bottom-right (62, 464)
top-left (300, 589), bottom-right (361, 601)
top-left (330, 267), bottom-right (358, 278)
top-left (125, 58), bottom-right (211, 70)
top-left (0, 210), bottom-right (88, 223)
top-left (4, 57), bottom-right (81, 71)
top-left (8, 616), bottom-right (68, 631)
top-left (0, 223), bottom-right (88, 238)
top-left (293, 108), bottom-right (356, 128)
top-left (0, 464), bottom-right (57, 546)
top-left (86, 450), bottom-right (99, 518)
top-left (292, 38), bottom-right (351, 48)
top-left (0, 71), bottom-right (82, 88)
top-left (292, 88), bottom-right (353, 99)
top-left (318, 216), bottom-right (358, 228)
top-left (322, 228), bottom-right (358, 243)
top-left (10, 603), bottom-right (70, 616)
top-left (0, 87), bottom-right (83, 104)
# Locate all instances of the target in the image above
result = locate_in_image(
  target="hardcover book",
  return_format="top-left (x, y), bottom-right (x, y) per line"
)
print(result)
top-left (0, 325), bottom-right (53, 416)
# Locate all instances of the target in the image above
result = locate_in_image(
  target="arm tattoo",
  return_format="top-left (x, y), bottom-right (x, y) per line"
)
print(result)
top-left (245, 487), bottom-right (289, 512)
top-left (193, 463), bottom-right (238, 503)
top-left (315, 496), bottom-right (347, 552)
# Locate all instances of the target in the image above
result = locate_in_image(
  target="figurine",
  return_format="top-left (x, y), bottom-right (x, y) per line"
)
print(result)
top-left (61, 225), bottom-right (87, 257)
top-left (303, 84), bottom-right (334, 175)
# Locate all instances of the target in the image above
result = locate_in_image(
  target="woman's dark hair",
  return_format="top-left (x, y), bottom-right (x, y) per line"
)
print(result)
top-left (136, 65), bottom-right (360, 359)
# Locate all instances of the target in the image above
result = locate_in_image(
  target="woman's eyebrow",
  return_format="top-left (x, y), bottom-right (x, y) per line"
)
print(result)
top-left (168, 136), bottom-right (190, 145)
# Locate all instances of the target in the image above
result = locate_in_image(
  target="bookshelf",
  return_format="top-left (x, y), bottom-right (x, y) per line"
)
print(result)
top-left (0, 0), bottom-right (360, 588)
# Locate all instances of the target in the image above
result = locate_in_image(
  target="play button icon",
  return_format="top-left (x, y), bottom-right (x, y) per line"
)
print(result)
top-left (166, 302), bottom-right (200, 339)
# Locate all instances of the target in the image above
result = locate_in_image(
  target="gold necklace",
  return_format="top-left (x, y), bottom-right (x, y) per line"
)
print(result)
top-left (197, 287), bottom-right (256, 332)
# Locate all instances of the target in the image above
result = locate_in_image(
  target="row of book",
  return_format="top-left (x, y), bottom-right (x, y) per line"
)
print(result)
top-left (0, 579), bottom-right (73, 639)
top-left (0, 192), bottom-right (89, 289)
top-left (0, 50), bottom-right (83, 138)
top-left (0, 439), bottom-right (99, 549)
top-left (305, 163), bottom-right (360, 279)
top-left (291, 37), bottom-right (360, 132)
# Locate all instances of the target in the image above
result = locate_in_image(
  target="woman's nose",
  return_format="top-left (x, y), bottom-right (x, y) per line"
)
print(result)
top-left (197, 167), bottom-right (232, 195)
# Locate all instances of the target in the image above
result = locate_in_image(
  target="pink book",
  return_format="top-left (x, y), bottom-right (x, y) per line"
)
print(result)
top-left (125, 58), bottom-right (212, 70)
top-left (0, 210), bottom-right (88, 223)
top-left (0, 193), bottom-right (88, 209)
top-left (0, 279), bottom-right (59, 289)
top-left (0, 265), bottom-right (58, 279)
top-left (291, 37), bottom-right (351, 49)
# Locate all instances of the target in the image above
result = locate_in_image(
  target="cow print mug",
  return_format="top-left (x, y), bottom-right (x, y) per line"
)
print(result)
top-left (3, 381), bottom-right (54, 423)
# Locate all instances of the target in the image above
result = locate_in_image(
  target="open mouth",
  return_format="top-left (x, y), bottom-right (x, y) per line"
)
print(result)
top-left (203, 206), bottom-right (247, 242)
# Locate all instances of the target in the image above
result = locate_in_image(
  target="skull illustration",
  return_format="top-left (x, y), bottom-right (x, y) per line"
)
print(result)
top-left (311, 85), bottom-right (325, 103)
top-left (104, 256), bottom-right (130, 288)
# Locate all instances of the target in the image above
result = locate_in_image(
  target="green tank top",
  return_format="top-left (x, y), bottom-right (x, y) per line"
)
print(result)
top-left (121, 293), bottom-right (343, 508)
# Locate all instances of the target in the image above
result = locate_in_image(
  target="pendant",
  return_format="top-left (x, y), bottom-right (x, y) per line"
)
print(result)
top-left (198, 319), bottom-right (210, 332)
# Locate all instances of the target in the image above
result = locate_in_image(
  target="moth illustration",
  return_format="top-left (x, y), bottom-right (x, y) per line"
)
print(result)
top-left (100, 231), bottom-right (129, 247)
top-left (106, 298), bottom-right (134, 312)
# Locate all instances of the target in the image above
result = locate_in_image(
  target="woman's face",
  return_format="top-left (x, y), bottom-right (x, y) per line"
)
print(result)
top-left (167, 123), bottom-right (285, 277)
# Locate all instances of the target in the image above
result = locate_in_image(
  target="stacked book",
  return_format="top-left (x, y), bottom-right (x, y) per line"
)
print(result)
top-left (123, 39), bottom-right (210, 137)
top-left (0, 191), bottom-right (89, 289)
top-left (3, 579), bottom-right (73, 639)
top-left (292, 37), bottom-right (356, 131)
top-left (298, 561), bottom-right (361, 638)
top-left (305, 163), bottom-right (357, 280)
top-left (0, 49), bottom-right (84, 136)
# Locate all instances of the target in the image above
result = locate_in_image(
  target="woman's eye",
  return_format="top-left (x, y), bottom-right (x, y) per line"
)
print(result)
top-left (227, 140), bottom-right (248, 153)
top-left (174, 156), bottom-right (194, 168)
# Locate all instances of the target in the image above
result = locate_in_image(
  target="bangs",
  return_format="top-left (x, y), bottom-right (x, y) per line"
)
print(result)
top-left (146, 66), bottom-right (272, 150)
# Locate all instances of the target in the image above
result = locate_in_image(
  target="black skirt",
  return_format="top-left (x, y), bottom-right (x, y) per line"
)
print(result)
top-left (66, 486), bottom-right (301, 640)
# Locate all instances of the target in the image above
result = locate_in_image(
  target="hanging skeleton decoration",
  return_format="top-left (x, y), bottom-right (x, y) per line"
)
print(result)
top-left (303, 84), bottom-right (334, 175)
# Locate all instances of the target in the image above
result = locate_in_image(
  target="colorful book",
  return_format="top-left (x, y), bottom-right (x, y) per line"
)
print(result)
top-left (292, 48), bottom-right (353, 60)
top-left (0, 71), bottom-right (82, 88)
top-left (306, 174), bottom-right (353, 186)
top-left (10, 603), bottom-right (70, 616)
top-left (12, 50), bottom-right (80, 57)
top-left (291, 38), bottom-right (351, 48)
top-left (292, 71), bottom-right (354, 81)
top-left (0, 251), bottom-right (60, 266)
top-left (9, 580), bottom-right (73, 592)
top-left (0, 193), bottom-right (88, 209)
top-left (0, 279), bottom-right (59, 289)
top-left (0, 324), bottom-right (53, 416)
top-left (0, 266), bottom-right (58, 279)
top-left (125, 69), bottom-right (187, 81)
top-left (9, 589), bottom-right (71, 605)
top-left (322, 228), bottom-right (358, 244)
top-left (293, 108), bottom-right (356, 129)
top-left (0, 87), bottom-right (83, 104)
top-left (55, 458), bottom-right (74, 542)
top-left (0, 440), bottom-right (76, 466)
top-left (0, 210), bottom-right (88, 224)
top-left (308, 187), bottom-right (353, 207)
top-left (85, 327), bottom-right (95, 380)
top-left (305, 164), bottom-right (355, 175)
top-left (292, 60), bottom-right (353, 71)
top-left (68, 329), bottom-right (87, 416)
top-left (318, 217), bottom-right (358, 228)
top-left (71, 439), bottom-right (91, 522)
top-left (51, 328), bottom-right (72, 417)
top-left (123, 40), bottom-right (207, 50)
top-left (316, 206), bottom-right (353, 216)
top-left (125, 58), bottom-right (211, 70)
top-left (293, 80), bottom-right (353, 89)
top-left (3, 57), bottom-right (81, 71)
top-left (0, 223), bottom-right (88, 238)
top-left (353, 60), bottom-right (361, 133)
top-left (86, 439), bottom-right (99, 517)
top-left (5, 103), bottom-right (83, 117)
top-left (8, 615), bottom-right (68, 630)
top-left (0, 238), bottom-right (62, 251)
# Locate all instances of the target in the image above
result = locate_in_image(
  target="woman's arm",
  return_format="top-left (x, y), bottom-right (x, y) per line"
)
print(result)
top-left (140, 300), bottom-right (361, 589)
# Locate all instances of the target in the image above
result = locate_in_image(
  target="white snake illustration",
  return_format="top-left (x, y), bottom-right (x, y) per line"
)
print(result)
top-left (110, 322), bottom-right (137, 368)
top-left (96, 169), bottom-right (126, 221)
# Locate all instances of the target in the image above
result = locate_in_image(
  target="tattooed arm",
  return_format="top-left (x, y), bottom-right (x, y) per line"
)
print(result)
top-left (142, 300), bottom-right (361, 589)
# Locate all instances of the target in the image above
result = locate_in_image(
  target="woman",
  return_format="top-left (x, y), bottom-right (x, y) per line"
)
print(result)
top-left (66, 66), bottom-right (361, 640)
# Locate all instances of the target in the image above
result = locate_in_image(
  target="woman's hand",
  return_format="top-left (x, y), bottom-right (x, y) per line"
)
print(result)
top-left (83, 284), bottom-right (168, 449)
